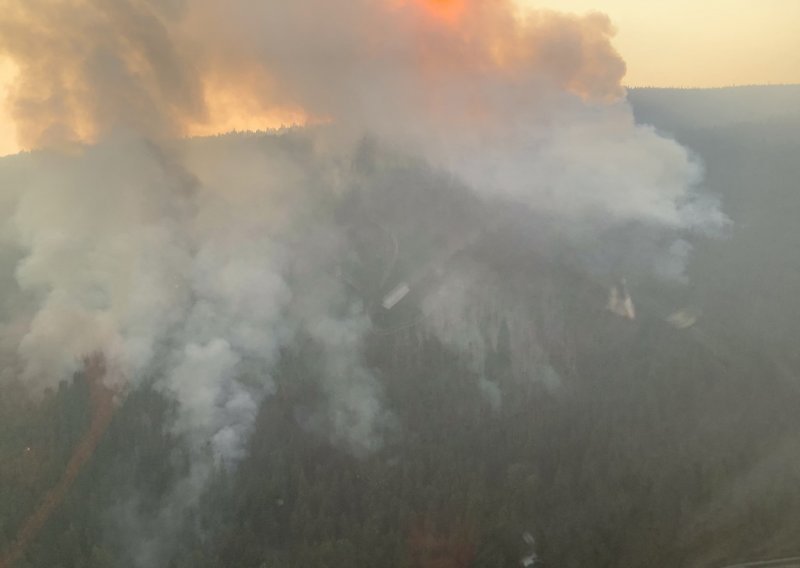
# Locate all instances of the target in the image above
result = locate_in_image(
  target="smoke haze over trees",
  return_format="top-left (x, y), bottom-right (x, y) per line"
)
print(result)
top-left (0, 0), bottom-right (798, 566)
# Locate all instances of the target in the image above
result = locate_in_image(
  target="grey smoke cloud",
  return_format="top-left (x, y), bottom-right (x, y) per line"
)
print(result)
top-left (0, 0), bottom-right (729, 561)
top-left (0, 135), bottom-right (386, 565)
top-left (0, 0), bottom-right (205, 148)
top-left (0, 0), bottom-right (727, 246)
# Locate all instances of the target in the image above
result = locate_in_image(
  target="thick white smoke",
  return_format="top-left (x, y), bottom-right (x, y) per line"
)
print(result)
top-left (0, 0), bottom-right (729, 561)
top-left (0, 135), bottom-right (387, 564)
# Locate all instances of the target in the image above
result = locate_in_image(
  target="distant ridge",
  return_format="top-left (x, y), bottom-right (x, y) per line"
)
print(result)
top-left (628, 84), bottom-right (800, 131)
top-left (627, 84), bottom-right (800, 90)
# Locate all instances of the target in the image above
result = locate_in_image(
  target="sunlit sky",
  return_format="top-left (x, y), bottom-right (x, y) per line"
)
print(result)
top-left (1, 0), bottom-right (798, 156)
top-left (527, 0), bottom-right (800, 88)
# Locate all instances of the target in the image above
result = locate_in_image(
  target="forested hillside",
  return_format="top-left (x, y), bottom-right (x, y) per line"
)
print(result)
top-left (2, 86), bottom-right (800, 567)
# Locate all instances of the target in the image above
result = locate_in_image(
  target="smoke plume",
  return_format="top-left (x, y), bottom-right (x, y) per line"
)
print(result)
top-left (0, 0), bottom-right (729, 562)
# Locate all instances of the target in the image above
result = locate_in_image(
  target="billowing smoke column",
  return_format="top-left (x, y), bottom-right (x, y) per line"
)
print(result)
top-left (0, 132), bottom-right (390, 564)
top-left (0, 0), bottom-right (728, 562)
top-left (0, 0), bottom-right (727, 257)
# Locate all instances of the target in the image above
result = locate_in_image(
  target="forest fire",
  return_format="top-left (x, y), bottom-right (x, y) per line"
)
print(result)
top-left (0, 0), bottom-right (736, 564)
top-left (0, 355), bottom-right (118, 568)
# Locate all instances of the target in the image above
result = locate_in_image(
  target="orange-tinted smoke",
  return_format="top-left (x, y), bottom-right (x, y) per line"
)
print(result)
top-left (0, 0), bottom-right (626, 150)
top-left (418, 0), bottom-right (466, 24)
top-left (0, 0), bottom-right (206, 149)
top-left (0, 354), bottom-right (118, 568)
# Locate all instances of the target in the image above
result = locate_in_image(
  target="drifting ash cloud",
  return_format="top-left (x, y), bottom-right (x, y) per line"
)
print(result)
top-left (0, 0), bottom-right (729, 563)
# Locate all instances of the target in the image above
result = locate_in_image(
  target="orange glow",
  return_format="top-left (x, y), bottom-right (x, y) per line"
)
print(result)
top-left (186, 76), bottom-right (309, 137)
top-left (418, 0), bottom-right (466, 24)
top-left (0, 58), bottom-right (18, 155)
top-left (0, 355), bottom-right (118, 568)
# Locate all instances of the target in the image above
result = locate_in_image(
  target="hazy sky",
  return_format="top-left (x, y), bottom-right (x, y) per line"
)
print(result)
top-left (527, 0), bottom-right (800, 87)
top-left (1, 0), bottom-right (798, 156)
top-left (0, 58), bottom-right (16, 156)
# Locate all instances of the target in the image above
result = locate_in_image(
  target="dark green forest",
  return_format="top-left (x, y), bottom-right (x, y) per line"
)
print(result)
top-left (2, 86), bottom-right (800, 567)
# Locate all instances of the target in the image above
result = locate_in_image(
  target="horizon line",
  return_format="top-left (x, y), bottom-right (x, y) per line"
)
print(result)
top-left (625, 82), bottom-right (800, 90)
